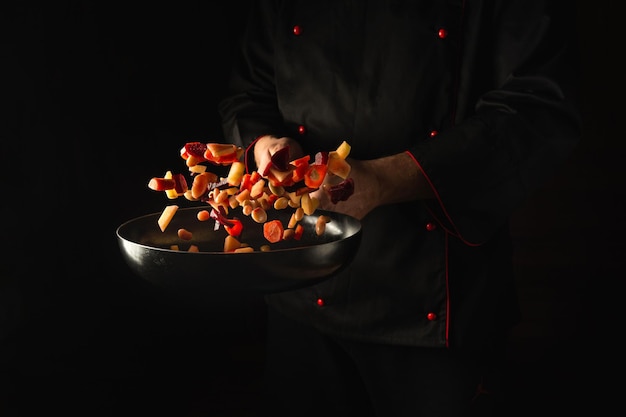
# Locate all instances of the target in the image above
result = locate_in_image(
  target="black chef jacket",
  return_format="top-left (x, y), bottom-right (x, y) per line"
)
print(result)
top-left (219, 0), bottom-right (582, 353)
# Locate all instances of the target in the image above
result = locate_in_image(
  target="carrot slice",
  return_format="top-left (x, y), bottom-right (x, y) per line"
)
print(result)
top-left (263, 219), bottom-right (284, 243)
top-left (304, 164), bottom-right (327, 189)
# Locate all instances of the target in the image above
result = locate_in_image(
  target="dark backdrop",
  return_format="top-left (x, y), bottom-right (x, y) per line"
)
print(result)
top-left (2, 2), bottom-right (266, 416)
top-left (2, 1), bottom-right (624, 416)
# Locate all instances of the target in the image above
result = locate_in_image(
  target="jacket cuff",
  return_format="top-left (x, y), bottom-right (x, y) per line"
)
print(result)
top-left (405, 150), bottom-right (483, 246)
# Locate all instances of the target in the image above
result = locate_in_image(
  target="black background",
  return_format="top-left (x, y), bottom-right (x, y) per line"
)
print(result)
top-left (2, 1), bottom-right (624, 416)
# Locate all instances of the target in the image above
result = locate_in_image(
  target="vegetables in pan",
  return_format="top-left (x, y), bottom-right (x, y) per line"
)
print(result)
top-left (148, 140), bottom-right (355, 251)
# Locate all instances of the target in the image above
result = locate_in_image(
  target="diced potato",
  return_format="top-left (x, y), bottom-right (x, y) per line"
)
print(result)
top-left (287, 191), bottom-right (301, 206)
top-left (158, 205), bottom-right (179, 232)
top-left (228, 195), bottom-right (240, 209)
top-left (335, 140), bottom-right (351, 159)
top-left (227, 161), bottom-right (245, 186)
top-left (207, 143), bottom-right (239, 157)
top-left (164, 171), bottom-right (179, 199)
top-left (236, 188), bottom-right (251, 204)
top-left (189, 164), bottom-right (207, 174)
top-left (327, 151), bottom-right (351, 179)
top-left (224, 235), bottom-right (241, 252)
top-left (268, 166), bottom-right (294, 184)
top-left (234, 246), bottom-right (254, 253)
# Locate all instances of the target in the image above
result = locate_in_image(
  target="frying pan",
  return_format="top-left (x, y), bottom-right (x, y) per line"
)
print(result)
top-left (116, 206), bottom-right (361, 294)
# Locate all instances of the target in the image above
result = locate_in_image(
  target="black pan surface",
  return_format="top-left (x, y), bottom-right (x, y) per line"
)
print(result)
top-left (116, 206), bottom-right (361, 293)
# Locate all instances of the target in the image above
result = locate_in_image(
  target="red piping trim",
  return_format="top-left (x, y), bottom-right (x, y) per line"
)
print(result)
top-left (244, 135), bottom-right (266, 174)
top-left (404, 151), bottom-right (481, 247)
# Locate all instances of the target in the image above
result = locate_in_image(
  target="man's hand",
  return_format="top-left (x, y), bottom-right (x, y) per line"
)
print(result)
top-left (253, 135), bottom-right (304, 172)
top-left (312, 153), bottom-right (434, 220)
top-left (254, 137), bottom-right (433, 221)
top-left (311, 158), bottom-right (378, 220)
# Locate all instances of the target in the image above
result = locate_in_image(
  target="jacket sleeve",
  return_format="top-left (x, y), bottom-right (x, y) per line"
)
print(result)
top-left (219, 0), bottom-right (286, 151)
top-left (409, 0), bottom-right (582, 244)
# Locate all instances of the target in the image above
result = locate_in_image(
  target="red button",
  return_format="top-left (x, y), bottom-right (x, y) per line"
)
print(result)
top-left (316, 298), bottom-right (325, 307)
top-left (298, 125), bottom-right (306, 135)
top-left (425, 222), bottom-right (437, 231)
top-left (427, 312), bottom-right (437, 321)
top-left (438, 28), bottom-right (448, 39)
top-left (293, 25), bottom-right (302, 36)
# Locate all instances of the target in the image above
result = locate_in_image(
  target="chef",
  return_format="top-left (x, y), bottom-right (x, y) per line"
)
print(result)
top-left (218, 1), bottom-right (582, 415)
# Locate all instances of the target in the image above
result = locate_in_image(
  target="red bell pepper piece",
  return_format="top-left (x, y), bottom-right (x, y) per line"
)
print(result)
top-left (224, 219), bottom-right (243, 237)
top-left (290, 155), bottom-right (310, 183)
top-left (240, 171), bottom-right (262, 192)
top-left (210, 206), bottom-right (243, 237)
top-left (249, 170), bottom-right (261, 185)
top-left (239, 173), bottom-right (253, 192)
